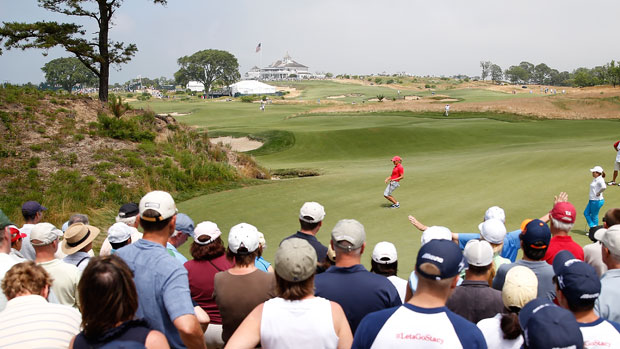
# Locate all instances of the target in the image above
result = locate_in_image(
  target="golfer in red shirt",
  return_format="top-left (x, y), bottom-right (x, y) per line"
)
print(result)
top-left (384, 156), bottom-right (404, 208)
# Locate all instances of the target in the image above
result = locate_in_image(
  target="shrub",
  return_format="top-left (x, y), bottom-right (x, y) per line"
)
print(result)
top-left (96, 112), bottom-right (156, 142)
top-left (108, 94), bottom-right (131, 118)
top-left (386, 79), bottom-right (394, 84)
top-left (377, 95), bottom-right (385, 102)
top-left (374, 78), bottom-right (383, 84)
top-left (240, 95), bottom-right (255, 103)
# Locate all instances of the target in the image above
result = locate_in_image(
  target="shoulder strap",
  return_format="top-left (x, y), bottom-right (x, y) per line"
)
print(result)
top-left (76, 256), bottom-right (90, 267)
top-left (208, 260), bottom-right (224, 272)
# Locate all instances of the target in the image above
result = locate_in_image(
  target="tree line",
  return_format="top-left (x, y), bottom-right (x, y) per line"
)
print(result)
top-left (480, 60), bottom-right (620, 87)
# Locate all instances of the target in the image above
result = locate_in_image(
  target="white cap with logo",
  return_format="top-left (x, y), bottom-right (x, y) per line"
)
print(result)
top-left (139, 191), bottom-right (178, 222)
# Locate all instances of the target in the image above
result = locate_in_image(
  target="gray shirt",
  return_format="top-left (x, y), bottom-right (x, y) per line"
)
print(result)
top-left (493, 259), bottom-right (556, 301)
top-left (595, 269), bottom-right (620, 322)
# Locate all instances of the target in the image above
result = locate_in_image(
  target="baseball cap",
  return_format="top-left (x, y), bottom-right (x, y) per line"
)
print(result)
top-left (139, 191), bottom-right (178, 222)
top-left (193, 221), bottom-right (222, 245)
top-left (520, 219), bottom-right (551, 249)
top-left (463, 239), bottom-right (493, 267)
top-left (477, 206), bottom-right (506, 231)
top-left (590, 165), bottom-right (604, 173)
top-left (0, 209), bottom-right (14, 229)
top-left (22, 201), bottom-right (46, 216)
top-left (391, 156), bottom-right (402, 162)
top-left (118, 203), bottom-right (139, 218)
top-left (502, 266), bottom-right (538, 309)
top-left (372, 241), bottom-right (398, 264)
top-left (175, 213), bottom-right (195, 235)
top-left (8, 225), bottom-right (26, 243)
top-left (228, 223), bottom-right (260, 254)
top-left (274, 238), bottom-right (317, 282)
top-left (550, 201), bottom-right (576, 224)
top-left (420, 226), bottom-right (452, 245)
top-left (331, 219), bottom-right (366, 251)
top-left (107, 222), bottom-right (134, 244)
top-left (519, 298), bottom-right (584, 349)
top-left (479, 218), bottom-right (506, 244)
top-left (416, 239), bottom-right (466, 281)
top-left (30, 223), bottom-right (62, 246)
top-left (62, 223), bottom-right (101, 254)
top-left (553, 250), bottom-right (600, 307)
top-left (299, 202), bottom-right (325, 223)
top-left (596, 225), bottom-right (620, 257)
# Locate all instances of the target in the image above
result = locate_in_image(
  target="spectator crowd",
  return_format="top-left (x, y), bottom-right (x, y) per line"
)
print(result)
top-left (1, 190), bottom-right (620, 348)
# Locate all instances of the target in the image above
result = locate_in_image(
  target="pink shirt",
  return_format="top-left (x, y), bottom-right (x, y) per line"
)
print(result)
top-left (390, 164), bottom-right (404, 181)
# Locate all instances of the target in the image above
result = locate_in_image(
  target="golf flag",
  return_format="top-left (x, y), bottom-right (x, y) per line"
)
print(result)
top-left (256, 42), bottom-right (261, 53)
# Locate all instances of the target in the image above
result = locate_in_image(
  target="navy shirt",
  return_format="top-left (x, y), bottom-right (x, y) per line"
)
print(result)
top-left (315, 264), bottom-right (402, 334)
top-left (283, 232), bottom-right (328, 262)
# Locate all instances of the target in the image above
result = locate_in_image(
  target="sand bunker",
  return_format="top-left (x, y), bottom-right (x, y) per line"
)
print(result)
top-left (439, 98), bottom-right (459, 102)
top-left (327, 95), bottom-right (346, 99)
top-left (157, 112), bottom-right (190, 117)
top-left (209, 136), bottom-right (263, 152)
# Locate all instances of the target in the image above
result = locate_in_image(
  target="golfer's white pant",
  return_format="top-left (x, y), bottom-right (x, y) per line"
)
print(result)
top-left (384, 181), bottom-right (400, 196)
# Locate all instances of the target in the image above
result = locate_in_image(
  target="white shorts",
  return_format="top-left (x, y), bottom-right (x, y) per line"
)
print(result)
top-left (384, 181), bottom-right (400, 196)
top-left (615, 161), bottom-right (620, 171)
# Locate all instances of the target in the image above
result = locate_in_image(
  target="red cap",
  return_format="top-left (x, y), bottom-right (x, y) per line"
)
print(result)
top-left (8, 225), bottom-right (26, 243)
top-left (391, 156), bottom-right (402, 162)
top-left (550, 202), bottom-right (576, 224)
top-left (614, 140), bottom-right (620, 150)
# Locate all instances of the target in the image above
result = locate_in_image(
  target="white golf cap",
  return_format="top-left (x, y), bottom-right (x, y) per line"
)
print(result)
top-left (502, 266), bottom-right (538, 309)
top-left (421, 226), bottom-right (452, 245)
top-left (372, 241), bottom-right (398, 264)
top-left (193, 221), bottom-right (222, 245)
top-left (478, 206), bottom-right (506, 231)
top-left (228, 223), bottom-right (260, 254)
top-left (107, 222), bottom-right (133, 243)
top-left (299, 202), bottom-right (325, 223)
top-left (479, 218), bottom-right (507, 244)
top-left (463, 239), bottom-right (493, 266)
top-left (139, 190), bottom-right (177, 222)
top-left (590, 166), bottom-right (604, 173)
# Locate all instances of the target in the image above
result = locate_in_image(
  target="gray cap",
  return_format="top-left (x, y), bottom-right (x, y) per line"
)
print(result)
top-left (274, 238), bottom-right (317, 282)
top-left (31, 223), bottom-right (62, 246)
top-left (331, 219), bottom-right (366, 251)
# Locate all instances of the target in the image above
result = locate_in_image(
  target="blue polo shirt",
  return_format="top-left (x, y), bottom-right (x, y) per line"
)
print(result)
top-left (458, 229), bottom-right (521, 262)
top-left (116, 239), bottom-right (195, 348)
top-left (315, 264), bottom-right (402, 334)
top-left (283, 232), bottom-right (328, 262)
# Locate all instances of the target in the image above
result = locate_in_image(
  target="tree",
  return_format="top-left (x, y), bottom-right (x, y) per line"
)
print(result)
top-left (606, 60), bottom-right (620, 87)
top-left (480, 61), bottom-right (492, 80)
top-left (174, 49), bottom-right (240, 95)
top-left (490, 64), bottom-right (503, 83)
top-left (518, 61), bottom-right (535, 83)
top-left (532, 63), bottom-right (552, 85)
top-left (504, 65), bottom-right (529, 84)
top-left (0, 0), bottom-right (167, 102)
top-left (41, 57), bottom-right (97, 92)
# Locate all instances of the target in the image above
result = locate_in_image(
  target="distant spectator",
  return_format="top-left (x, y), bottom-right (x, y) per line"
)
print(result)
top-left (55, 214), bottom-right (92, 261)
top-left (227, 238), bottom-right (353, 348)
top-left (370, 241), bottom-right (407, 302)
top-left (584, 166), bottom-right (606, 229)
top-left (607, 140), bottom-right (620, 185)
top-left (519, 298), bottom-right (583, 348)
top-left (106, 222), bottom-right (134, 254)
top-left (115, 191), bottom-right (205, 348)
top-left (446, 239), bottom-right (504, 323)
top-left (18, 200), bottom-right (46, 260)
top-left (167, 213), bottom-right (194, 264)
top-left (352, 239), bottom-right (486, 348)
top-left (99, 203), bottom-right (143, 256)
top-left (595, 224), bottom-right (620, 322)
top-left (184, 221), bottom-right (233, 349)
top-left (213, 223), bottom-right (275, 344)
top-left (544, 201), bottom-right (584, 264)
top-left (71, 255), bottom-right (169, 348)
top-left (0, 210), bottom-right (19, 311)
top-left (493, 219), bottom-right (556, 300)
top-left (32, 222), bottom-right (80, 309)
top-left (315, 219), bottom-right (401, 334)
top-left (283, 202), bottom-right (328, 265)
top-left (477, 266), bottom-right (538, 349)
top-left (8, 225), bottom-right (26, 261)
top-left (62, 222), bottom-right (100, 272)
top-left (553, 250), bottom-right (620, 348)
top-left (0, 261), bottom-right (81, 348)
top-left (255, 231), bottom-right (273, 273)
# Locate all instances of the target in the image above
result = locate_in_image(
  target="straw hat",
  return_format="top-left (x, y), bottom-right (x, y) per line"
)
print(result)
top-left (62, 222), bottom-right (101, 254)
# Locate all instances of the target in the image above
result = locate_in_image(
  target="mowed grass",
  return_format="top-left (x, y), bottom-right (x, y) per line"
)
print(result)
top-left (133, 89), bottom-right (620, 278)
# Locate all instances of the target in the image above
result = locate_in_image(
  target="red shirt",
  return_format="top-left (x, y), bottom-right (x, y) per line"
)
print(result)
top-left (390, 164), bottom-right (404, 181)
top-left (184, 254), bottom-right (234, 324)
top-left (543, 235), bottom-right (585, 264)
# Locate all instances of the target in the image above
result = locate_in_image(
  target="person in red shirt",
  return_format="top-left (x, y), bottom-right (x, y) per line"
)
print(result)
top-left (543, 201), bottom-right (584, 264)
top-left (384, 156), bottom-right (404, 209)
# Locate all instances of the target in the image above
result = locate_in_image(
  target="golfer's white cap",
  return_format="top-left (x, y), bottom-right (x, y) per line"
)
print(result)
top-left (590, 166), bottom-right (604, 173)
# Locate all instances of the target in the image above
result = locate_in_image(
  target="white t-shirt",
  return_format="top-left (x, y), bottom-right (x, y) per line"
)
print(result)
top-left (616, 145), bottom-right (620, 162)
top-left (579, 317), bottom-right (620, 349)
top-left (477, 313), bottom-right (523, 349)
top-left (18, 224), bottom-right (36, 260)
top-left (387, 275), bottom-right (408, 303)
top-left (589, 176), bottom-right (606, 200)
top-left (0, 253), bottom-right (19, 311)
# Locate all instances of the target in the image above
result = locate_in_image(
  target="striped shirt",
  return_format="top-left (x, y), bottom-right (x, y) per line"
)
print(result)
top-left (0, 295), bottom-right (81, 348)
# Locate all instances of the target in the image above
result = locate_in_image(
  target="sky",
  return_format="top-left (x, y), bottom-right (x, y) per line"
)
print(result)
top-left (1, 0), bottom-right (620, 85)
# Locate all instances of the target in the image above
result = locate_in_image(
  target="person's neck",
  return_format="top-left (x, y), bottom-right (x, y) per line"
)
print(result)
top-left (299, 229), bottom-right (317, 236)
top-left (24, 220), bottom-right (35, 225)
top-left (228, 264), bottom-right (257, 275)
top-left (464, 271), bottom-right (488, 282)
top-left (551, 228), bottom-right (569, 237)
top-left (409, 292), bottom-right (447, 309)
top-left (35, 252), bottom-right (55, 263)
top-left (335, 255), bottom-right (361, 268)
top-left (573, 309), bottom-right (600, 323)
top-left (142, 231), bottom-right (169, 247)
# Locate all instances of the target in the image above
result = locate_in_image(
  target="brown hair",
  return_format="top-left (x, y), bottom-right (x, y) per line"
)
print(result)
top-left (78, 255), bottom-right (138, 339)
top-left (1, 261), bottom-right (52, 300)
top-left (299, 219), bottom-right (320, 231)
top-left (500, 312), bottom-right (522, 340)
top-left (370, 260), bottom-right (398, 277)
top-left (275, 273), bottom-right (315, 300)
top-left (190, 236), bottom-right (226, 261)
top-left (226, 247), bottom-right (258, 267)
top-left (604, 208), bottom-right (620, 227)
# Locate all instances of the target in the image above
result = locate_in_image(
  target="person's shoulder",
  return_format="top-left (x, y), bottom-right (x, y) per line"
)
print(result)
top-left (444, 308), bottom-right (487, 342)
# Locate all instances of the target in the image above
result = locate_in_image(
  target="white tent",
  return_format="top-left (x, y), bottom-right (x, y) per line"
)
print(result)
top-left (186, 81), bottom-right (205, 92)
top-left (230, 80), bottom-right (276, 95)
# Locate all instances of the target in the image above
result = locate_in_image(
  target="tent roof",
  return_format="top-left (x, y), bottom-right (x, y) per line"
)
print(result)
top-left (230, 80), bottom-right (275, 89)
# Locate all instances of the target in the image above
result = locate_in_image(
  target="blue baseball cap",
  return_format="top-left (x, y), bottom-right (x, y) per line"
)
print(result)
top-left (553, 250), bottom-right (600, 306)
top-left (175, 213), bottom-right (195, 235)
top-left (21, 201), bottom-right (46, 216)
top-left (519, 298), bottom-right (584, 349)
top-left (415, 239), bottom-right (466, 280)
top-left (520, 219), bottom-right (551, 248)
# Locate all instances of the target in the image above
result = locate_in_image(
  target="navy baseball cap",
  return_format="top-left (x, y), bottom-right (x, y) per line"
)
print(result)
top-left (519, 298), bottom-right (584, 349)
top-left (553, 250), bottom-right (600, 306)
top-left (21, 201), bottom-right (46, 215)
top-left (520, 219), bottom-right (550, 248)
top-left (175, 213), bottom-right (195, 235)
top-left (415, 239), bottom-right (466, 280)
top-left (118, 203), bottom-right (139, 218)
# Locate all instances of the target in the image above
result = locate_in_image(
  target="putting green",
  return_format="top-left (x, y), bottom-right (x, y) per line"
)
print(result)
top-left (134, 90), bottom-right (620, 278)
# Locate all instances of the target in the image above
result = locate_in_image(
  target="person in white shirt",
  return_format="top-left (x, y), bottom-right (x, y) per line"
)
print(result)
top-left (608, 141), bottom-right (620, 185)
top-left (444, 104), bottom-right (450, 116)
top-left (584, 166), bottom-right (606, 229)
top-left (370, 241), bottom-right (407, 303)
top-left (18, 200), bottom-right (46, 260)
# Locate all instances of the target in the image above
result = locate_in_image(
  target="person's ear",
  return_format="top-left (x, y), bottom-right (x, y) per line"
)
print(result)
top-left (360, 242), bottom-right (366, 254)
top-left (41, 284), bottom-right (50, 300)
